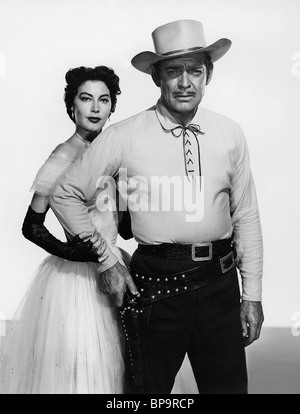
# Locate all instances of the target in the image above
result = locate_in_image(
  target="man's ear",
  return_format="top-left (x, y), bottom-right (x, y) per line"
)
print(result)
top-left (206, 67), bottom-right (213, 86)
top-left (151, 66), bottom-right (161, 87)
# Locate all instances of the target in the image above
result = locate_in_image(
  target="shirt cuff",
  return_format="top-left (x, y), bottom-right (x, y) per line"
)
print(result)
top-left (97, 244), bottom-right (119, 273)
top-left (242, 278), bottom-right (263, 302)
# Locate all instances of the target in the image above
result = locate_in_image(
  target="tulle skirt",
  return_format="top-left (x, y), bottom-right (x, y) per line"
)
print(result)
top-left (0, 250), bottom-right (199, 394)
top-left (0, 255), bottom-right (124, 394)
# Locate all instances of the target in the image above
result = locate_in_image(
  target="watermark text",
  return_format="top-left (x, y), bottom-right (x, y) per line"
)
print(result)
top-left (95, 169), bottom-right (205, 223)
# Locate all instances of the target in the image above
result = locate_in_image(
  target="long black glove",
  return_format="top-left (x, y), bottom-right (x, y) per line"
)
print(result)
top-left (118, 210), bottom-right (133, 240)
top-left (22, 206), bottom-right (99, 263)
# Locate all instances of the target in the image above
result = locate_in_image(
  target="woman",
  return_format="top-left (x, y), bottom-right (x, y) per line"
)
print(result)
top-left (0, 66), bottom-right (126, 394)
top-left (1, 66), bottom-right (197, 395)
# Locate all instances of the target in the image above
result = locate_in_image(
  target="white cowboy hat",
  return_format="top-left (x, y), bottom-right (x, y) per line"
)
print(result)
top-left (132, 20), bottom-right (232, 74)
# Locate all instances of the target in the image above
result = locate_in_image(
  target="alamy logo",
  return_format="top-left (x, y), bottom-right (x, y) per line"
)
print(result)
top-left (95, 168), bottom-right (205, 223)
top-left (291, 313), bottom-right (300, 337)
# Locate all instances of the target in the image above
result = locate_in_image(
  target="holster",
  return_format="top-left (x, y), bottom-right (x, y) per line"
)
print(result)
top-left (119, 292), bottom-right (151, 393)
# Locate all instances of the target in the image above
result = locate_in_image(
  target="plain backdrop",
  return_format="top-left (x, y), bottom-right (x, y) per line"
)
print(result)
top-left (0, 0), bottom-right (299, 329)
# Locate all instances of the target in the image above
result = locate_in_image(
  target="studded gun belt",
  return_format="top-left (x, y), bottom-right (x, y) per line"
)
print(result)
top-left (128, 242), bottom-right (236, 306)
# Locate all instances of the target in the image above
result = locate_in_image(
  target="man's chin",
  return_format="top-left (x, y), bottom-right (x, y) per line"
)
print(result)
top-left (174, 103), bottom-right (199, 114)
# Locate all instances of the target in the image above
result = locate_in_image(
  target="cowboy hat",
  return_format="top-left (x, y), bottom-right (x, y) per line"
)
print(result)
top-left (132, 20), bottom-right (232, 75)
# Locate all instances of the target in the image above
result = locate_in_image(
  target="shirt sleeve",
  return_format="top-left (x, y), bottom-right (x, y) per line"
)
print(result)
top-left (230, 127), bottom-right (263, 301)
top-left (50, 126), bottom-right (123, 272)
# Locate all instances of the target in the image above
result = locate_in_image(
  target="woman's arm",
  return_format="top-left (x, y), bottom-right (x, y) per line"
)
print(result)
top-left (22, 193), bottom-right (107, 263)
top-left (30, 193), bottom-right (50, 214)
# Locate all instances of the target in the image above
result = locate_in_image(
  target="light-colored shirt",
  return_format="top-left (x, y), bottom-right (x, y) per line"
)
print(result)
top-left (51, 101), bottom-right (263, 301)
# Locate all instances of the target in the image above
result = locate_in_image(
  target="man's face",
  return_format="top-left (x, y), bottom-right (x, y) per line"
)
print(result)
top-left (155, 54), bottom-right (211, 117)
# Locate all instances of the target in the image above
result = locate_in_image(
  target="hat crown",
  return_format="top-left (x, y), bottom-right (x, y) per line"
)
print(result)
top-left (152, 20), bottom-right (207, 56)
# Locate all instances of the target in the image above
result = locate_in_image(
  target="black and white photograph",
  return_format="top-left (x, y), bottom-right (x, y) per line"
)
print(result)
top-left (0, 0), bottom-right (299, 396)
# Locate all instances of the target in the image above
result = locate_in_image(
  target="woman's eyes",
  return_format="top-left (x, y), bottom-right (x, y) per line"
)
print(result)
top-left (80, 96), bottom-right (91, 102)
top-left (80, 97), bottom-right (110, 104)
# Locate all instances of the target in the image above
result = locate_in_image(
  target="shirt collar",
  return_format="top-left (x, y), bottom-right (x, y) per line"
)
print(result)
top-left (155, 98), bottom-right (199, 131)
top-left (155, 99), bottom-right (205, 136)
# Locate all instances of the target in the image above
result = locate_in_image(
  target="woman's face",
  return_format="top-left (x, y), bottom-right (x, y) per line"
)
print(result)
top-left (72, 80), bottom-right (112, 134)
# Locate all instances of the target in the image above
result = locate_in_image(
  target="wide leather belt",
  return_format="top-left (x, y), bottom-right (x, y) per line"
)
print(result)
top-left (128, 241), bottom-right (236, 306)
top-left (137, 238), bottom-right (233, 261)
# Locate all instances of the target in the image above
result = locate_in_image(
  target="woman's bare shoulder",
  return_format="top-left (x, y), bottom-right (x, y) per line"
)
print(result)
top-left (51, 138), bottom-right (80, 163)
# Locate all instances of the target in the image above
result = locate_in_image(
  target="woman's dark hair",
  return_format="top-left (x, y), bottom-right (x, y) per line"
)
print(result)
top-left (64, 66), bottom-right (121, 122)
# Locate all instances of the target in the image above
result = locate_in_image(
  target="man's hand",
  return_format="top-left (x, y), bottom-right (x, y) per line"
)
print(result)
top-left (98, 262), bottom-right (139, 307)
top-left (240, 300), bottom-right (264, 347)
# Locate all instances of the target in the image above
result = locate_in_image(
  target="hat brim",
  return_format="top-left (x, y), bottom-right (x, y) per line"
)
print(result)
top-left (132, 38), bottom-right (232, 74)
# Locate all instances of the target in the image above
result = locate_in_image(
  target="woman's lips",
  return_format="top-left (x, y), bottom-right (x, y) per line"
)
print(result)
top-left (88, 117), bottom-right (101, 124)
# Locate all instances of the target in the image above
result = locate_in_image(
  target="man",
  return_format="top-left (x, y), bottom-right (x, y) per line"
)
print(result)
top-left (51, 20), bottom-right (264, 394)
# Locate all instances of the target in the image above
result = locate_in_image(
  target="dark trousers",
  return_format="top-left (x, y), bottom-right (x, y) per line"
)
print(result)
top-left (125, 252), bottom-right (248, 395)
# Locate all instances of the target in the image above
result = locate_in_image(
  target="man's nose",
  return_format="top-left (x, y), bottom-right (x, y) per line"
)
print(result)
top-left (178, 71), bottom-right (191, 89)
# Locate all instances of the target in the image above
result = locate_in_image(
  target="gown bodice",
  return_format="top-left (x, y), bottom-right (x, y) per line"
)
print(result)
top-left (31, 138), bottom-right (119, 248)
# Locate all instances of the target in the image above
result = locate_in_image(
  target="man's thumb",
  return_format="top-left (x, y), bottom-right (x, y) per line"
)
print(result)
top-left (241, 318), bottom-right (248, 338)
top-left (115, 292), bottom-right (125, 308)
top-left (126, 275), bottom-right (140, 297)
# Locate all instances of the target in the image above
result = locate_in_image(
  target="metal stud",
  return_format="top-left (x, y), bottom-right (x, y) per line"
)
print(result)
top-left (182, 274), bottom-right (186, 278)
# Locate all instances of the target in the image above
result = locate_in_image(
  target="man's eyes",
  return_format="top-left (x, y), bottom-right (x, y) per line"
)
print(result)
top-left (190, 69), bottom-right (203, 75)
top-left (166, 69), bottom-right (180, 76)
top-left (165, 68), bottom-right (204, 77)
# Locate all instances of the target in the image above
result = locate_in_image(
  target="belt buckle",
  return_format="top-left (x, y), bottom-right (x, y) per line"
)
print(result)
top-left (191, 242), bottom-right (213, 262)
top-left (220, 251), bottom-right (235, 274)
